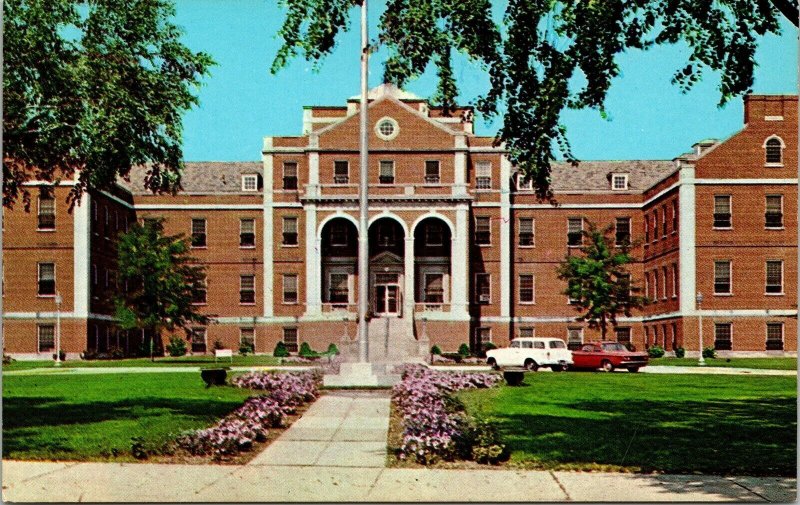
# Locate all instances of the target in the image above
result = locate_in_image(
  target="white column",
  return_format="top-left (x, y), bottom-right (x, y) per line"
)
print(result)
top-left (262, 137), bottom-right (274, 317)
top-left (404, 236), bottom-right (414, 317)
top-left (305, 205), bottom-right (321, 315)
top-left (678, 162), bottom-right (697, 316)
top-left (73, 185), bottom-right (91, 317)
top-left (308, 134), bottom-right (320, 199)
top-left (451, 204), bottom-right (470, 319)
top-left (453, 135), bottom-right (468, 196)
top-left (499, 155), bottom-right (511, 319)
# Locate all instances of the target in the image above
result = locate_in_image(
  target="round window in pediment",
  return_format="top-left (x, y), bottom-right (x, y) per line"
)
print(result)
top-left (375, 117), bottom-right (399, 140)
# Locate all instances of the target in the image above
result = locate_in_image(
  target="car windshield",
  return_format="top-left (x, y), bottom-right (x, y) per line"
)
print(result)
top-left (549, 340), bottom-right (565, 349)
top-left (602, 343), bottom-right (627, 352)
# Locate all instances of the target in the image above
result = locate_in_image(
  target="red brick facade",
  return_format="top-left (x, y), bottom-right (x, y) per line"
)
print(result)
top-left (3, 88), bottom-right (796, 358)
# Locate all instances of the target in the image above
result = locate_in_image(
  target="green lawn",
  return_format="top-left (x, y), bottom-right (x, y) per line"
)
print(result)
top-left (649, 357), bottom-right (797, 370)
top-left (2, 354), bottom-right (283, 372)
top-left (458, 373), bottom-right (797, 476)
top-left (3, 373), bottom-right (252, 461)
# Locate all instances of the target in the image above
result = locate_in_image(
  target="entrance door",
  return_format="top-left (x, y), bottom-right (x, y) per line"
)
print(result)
top-left (374, 273), bottom-right (400, 316)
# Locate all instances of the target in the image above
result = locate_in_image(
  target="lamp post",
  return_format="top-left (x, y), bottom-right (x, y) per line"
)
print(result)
top-left (696, 292), bottom-right (705, 366)
top-left (55, 292), bottom-right (62, 366)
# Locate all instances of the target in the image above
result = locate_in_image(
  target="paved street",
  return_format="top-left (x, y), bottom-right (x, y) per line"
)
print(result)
top-left (3, 390), bottom-right (796, 502)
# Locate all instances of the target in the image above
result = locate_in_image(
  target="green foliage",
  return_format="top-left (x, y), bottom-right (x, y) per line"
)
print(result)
top-left (703, 347), bottom-right (717, 359)
top-left (213, 339), bottom-right (225, 351)
top-left (648, 345), bottom-right (665, 358)
top-left (557, 221), bottom-right (648, 339)
top-left (458, 343), bottom-right (471, 357)
top-left (273, 341), bottom-right (289, 358)
top-left (430, 344), bottom-right (442, 355)
top-left (326, 343), bottom-right (339, 355)
top-left (298, 342), bottom-right (316, 358)
top-left (674, 347), bottom-right (686, 358)
top-left (270, 0), bottom-right (790, 200)
top-left (166, 336), bottom-right (187, 357)
top-left (3, 0), bottom-right (215, 208)
top-left (52, 350), bottom-right (66, 362)
top-left (114, 220), bottom-right (209, 339)
top-left (239, 341), bottom-right (254, 356)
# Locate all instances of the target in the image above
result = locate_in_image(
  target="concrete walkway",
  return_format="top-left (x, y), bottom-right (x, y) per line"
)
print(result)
top-left (2, 389), bottom-right (796, 502)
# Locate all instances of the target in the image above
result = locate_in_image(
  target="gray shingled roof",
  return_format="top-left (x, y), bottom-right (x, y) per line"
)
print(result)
top-left (548, 160), bottom-right (677, 192)
top-left (122, 162), bottom-right (262, 195)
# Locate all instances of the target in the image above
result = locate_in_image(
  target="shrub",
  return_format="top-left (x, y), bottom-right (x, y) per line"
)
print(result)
top-left (3, 353), bottom-right (13, 365)
top-left (441, 352), bottom-right (463, 363)
top-left (200, 368), bottom-right (228, 387)
top-left (430, 344), bottom-right (442, 355)
top-left (298, 342), bottom-right (316, 358)
top-left (326, 343), bottom-right (339, 355)
top-left (674, 347), bottom-right (686, 358)
top-left (213, 339), bottom-right (225, 351)
top-left (273, 341), bottom-right (289, 357)
top-left (52, 350), bottom-right (66, 362)
top-left (702, 346), bottom-right (717, 359)
top-left (166, 336), bottom-right (188, 357)
top-left (239, 341), bottom-right (255, 356)
top-left (482, 342), bottom-right (497, 352)
top-left (81, 349), bottom-right (97, 360)
top-left (647, 345), bottom-right (665, 358)
top-left (457, 343), bottom-right (471, 358)
top-left (458, 418), bottom-right (509, 465)
top-left (109, 346), bottom-right (125, 359)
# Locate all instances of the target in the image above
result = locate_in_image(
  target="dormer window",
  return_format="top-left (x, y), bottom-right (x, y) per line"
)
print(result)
top-left (611, 174), bottom-right (628, 190)
top-left (242, 174), bottom-right (259, 191)
top-left (764, 137), bottom-right (784, 166)
top-left (517, 172), bottom-right (533, 191)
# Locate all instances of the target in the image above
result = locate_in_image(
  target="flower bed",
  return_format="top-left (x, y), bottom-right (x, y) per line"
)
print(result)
top-left (392, 365), bottom-right (504, 464)
top-left (176, 370), bottom-right (322, 459)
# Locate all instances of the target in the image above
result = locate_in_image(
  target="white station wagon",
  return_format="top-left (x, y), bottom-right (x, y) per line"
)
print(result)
top-left (486, 337), bottom-right (573, 371)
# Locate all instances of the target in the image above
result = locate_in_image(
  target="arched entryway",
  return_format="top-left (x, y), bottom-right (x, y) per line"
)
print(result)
top-left (413, 217), bottom-right (452, 309)
top-left (319, 217), bottom-right (358, 309)
top-left (368, 217), bottom-right (406, 316)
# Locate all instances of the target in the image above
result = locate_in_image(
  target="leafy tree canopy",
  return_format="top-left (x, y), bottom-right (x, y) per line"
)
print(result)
top-left (272, 0), bottom-right (796, 201)
top-left (3, 0), bottom-right (214, 209)
top-left (115, 219), bottom-right (209, 338)
top-left (556, 220), bottom-right (648, 339)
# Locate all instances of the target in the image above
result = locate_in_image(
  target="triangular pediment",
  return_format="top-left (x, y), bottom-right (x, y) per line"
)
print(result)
top-left (371, 251), bottom-right (403, 265)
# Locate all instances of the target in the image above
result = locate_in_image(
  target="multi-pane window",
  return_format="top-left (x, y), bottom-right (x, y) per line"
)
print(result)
top-left (713, 195), bottom-right (732, 228)
top-left (615, 217), bottom-right (631, 246)
top-left (334, 161), bottom-right (349, 184)
top-left (519, 218), bottom-right (534, 247)
top-left (191, 218), bottom-right (207, 247)
top-left (615, 327), bottom-right (631, 344)
top-left (517, 173), bottom-right (533, 191)
top-left (330, 222), bottom-right (348, 246)
top-left (376, 223), bottom-right (396, 246)
top-left (283, 327), bottom-right (299, 353)
top-left (38, 194), bottom-right (56, 230)
top-left (283, 274), bottom-right (298, 304)
top-left (475, 273), bottom-right (491, 304)
top-left (283, 162), bottom-right (298, 190)
top-left (425, 223), bottom-right (443, 246)
top-left (240, 218), bottom-right (256, 248)
top-left (519, 274), bottom-right (535, 304)
top-left (475, 161), bottom-right (492, 189)
top-left (567, 327), bottom-right (583, 350)
top-left (766, 260), bottom-right (783, 294)
top-left (191, 328), bottom-right (207, 353)
top-left (672, 201), bottom-right (678, 233)
top-left (611, 174), bottom-right (628, 190)
top-left (518, 327), bottom-right (534, 339)
top-left (379, 160), bottom-right (395, 184)
top-left (425, 161), bottom-right (440, 184)
top-left (282, 217), bottom-right (298, 245)
top-left (240, 274), bottom-right (256, 304)
top-left (38, 263), bottom-right (55, 296)
top-left (662, 266), bottom-right (668, 300)
top-left (766, 322), bottom-right (784, 350)
top-left (765, 137), bottom-right (783, 165)
top-left (241, 174), bottom-right (259, 192)
top-left (38, 324), bottom-right (55, 352)
top-left (714, 261), bottom-right (731, 295)
top-left (567, 218), bottom-right (583, 247)
top-left (240, 328), bottom-right (255, 350)
top-left (475, 217), bottom-right (491, 245)
top-left (661, 205), bottom-right (667, 237)
top-left (651, 210), bottom-right (658, 241)
top-left (329, 273), bottom-right (349, 304)
top-left (714, 323), bottom-right (732, 350)
top-left (193, 276), bottom-right (207, 304)
top-left (765, 195), bottom-right (783, 228)
top-left (104, 207), bottom-right (110, 238)
top-left (424, 273), bottom-right (444, 304)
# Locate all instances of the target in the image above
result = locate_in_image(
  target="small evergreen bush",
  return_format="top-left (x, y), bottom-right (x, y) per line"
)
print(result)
top-left (239, 341), bottom-right (254, 356)
top-left (213, 339), bottom-right (225, 351)
top-left (298, 342), bottom-right (316, 358)
top-left (674, 347), bottom-right (686, 358)
top-left (648, 345), bottom-right (665, 358)
top-left (166, 336), bottom-right (188, 357)
top-left (702, 346), bottom-right (717, 359)
top-left (430, 344), bottom-right (442, 355)
top-left (458, 343), bottom-right (471, 357)
top-left (326, 343), bottom-right (339, 355)
top-left (273, 341), bottom-right (289, 357)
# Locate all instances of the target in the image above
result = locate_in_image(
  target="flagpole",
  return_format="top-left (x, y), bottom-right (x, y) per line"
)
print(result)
top-left (357, 0), bottom-right (370, 363)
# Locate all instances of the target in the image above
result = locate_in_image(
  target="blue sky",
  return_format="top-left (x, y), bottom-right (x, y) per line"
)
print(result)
top-left (175, 0), bottom-right (798, 161)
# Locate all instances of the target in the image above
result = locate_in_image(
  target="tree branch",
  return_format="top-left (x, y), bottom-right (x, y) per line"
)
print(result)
top-left (771, 0), bottom-right (799, 26)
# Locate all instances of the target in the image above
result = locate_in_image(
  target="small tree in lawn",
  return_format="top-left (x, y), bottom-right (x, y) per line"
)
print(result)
top-left (115, 219), bottom-right (209, 360)
top-left (556, 220), bottom-right (648, 340)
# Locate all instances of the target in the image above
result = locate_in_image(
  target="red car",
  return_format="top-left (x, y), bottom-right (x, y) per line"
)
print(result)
top-left (570, 341), bottom-right (649, 372)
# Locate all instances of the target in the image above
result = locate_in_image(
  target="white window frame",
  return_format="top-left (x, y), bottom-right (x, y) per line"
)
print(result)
top-left (661, 265), bottom-right (668, 300)
top-left (474, 216), bottom-right (491, 246)
top-left (424, 222), bottom-right (444, 247)
top-left (567, 327), bottom-right (584, 348)
top-left (713, 260), bottom-right (732, 296)
top-left (375, 116), bottom-right (400, 141)
top-left (518, 327), bottom-right (535, 339)
top-left (327, 271), bottom-right (351, 304)
top-left (241, 174), bottom-right (259, 192)
top-left (518, 274), bottom-right (535, 304)
top-left (37, 194), bottom-right (56, 231)
top-left (518, 217), bottom-right (535, 247)
top-left (191, 218), bottom-right (207, 248)
top-left (475, 161), bottom-right (492, 190)
top-left (765, 194), bottom-right (784, 229)
top-left (713, 195), bottom-right (732, 230)
top-left (38, 324), bottom-right (56, 353)
top-left (240, 274), bottom-right (256, 305)
top-left (475, 273), bottom-right (491, 304)
top-left (240, 327), bottom-right (256, 350)
top-left (37, 262), bottom-right (56, 298)
top-left (714, 322), bottom-right (733, 349)
top-left (283, 327), bottom-right (299, 353)
top-left (475, 326), bottom-right (492, 345)
top-left (766, 322), bottom-right (784, 347)
top-left (334, 160), bottom-right (350, 185)
top-left (661, 205), bottom-right (667, 238)
top-left (763, 135), bottom-right (785, 167)
top-left (672, 263), bottom-right (678, 298)
top-left (651, 210), bottom-right (658, 242)
top-left (765, 260), bottom-right (784, 296)
top-left (282, 274), bottom-right (299, 304)
top-left (611, 173), bottom-right (629, 190)
top-left (193, 275), bottom-right (208, 305)
top-left (282, 216), bottom-right (299, 246)
top-left (422, 272), bottom-right (446, 304)
top-left (615, 217), bottom-right (631, 246)
top-left (516, 172), bottom-right (533, 191)
top-left (672, 200), bottom-right (678, 234)
top-left (653, 270), bottom-right (659, 302)
top-left (378, 160), bottom-right (395, 185)
top-left (282, 162), bottom-right (298, 190)
top-left (190, 327), bottom-right (207, 354)
top-left (240, 218), bottom-right (256, 248)
top-left (424, 160), bottom-right (441, 185)
top-left (330, 222), bottom-right (348, 247)
top-left (567, 217), bottom-right (583, 247)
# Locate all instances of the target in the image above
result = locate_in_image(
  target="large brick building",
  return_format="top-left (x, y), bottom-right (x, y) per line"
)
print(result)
top-left (4, 85), bottom-right (796, 359)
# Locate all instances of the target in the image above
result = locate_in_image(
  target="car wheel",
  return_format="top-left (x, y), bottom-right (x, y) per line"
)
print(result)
top-left (487, 357), bottom-right (499, 370)
top-left (524, 358), bottom-right (539, 372)
top-left (551, 365), bottom-right (565, 372)
top-left (601, 360), bottom-right (614, 373)
top-left (628, 367), bottom-right (639, 373)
